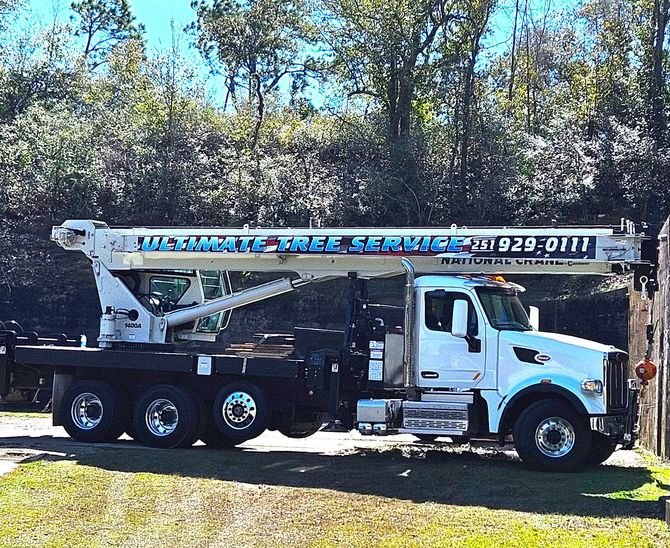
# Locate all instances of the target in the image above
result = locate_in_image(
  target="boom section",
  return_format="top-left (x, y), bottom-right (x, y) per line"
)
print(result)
top-left (52, 219), bottom-right (649, 277)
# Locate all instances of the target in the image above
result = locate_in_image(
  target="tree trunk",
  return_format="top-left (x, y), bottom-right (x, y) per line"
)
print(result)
top-left (507, 0), bottom-right (520, 106)
top-left (459, 3), bottom-right (492, 185)
top-left (650, 0), bottom-right (669, 145)
top-left (387, 58), bottom-right (400, 140)
top-left (396, 71), bottom-right (414, 139)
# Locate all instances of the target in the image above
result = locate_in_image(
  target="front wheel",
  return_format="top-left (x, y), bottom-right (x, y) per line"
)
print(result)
top-left (61, 380), bottom-right (127, 443)
top-left (513, 399), bottom-right (592, 472)
top-left (213, 381), bottom-right (270, 444)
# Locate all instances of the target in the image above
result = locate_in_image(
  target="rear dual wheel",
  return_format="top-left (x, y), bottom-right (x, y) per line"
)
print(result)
top-left (208, 381), bottom-right (270, 446)
top-left (133, 384), bottom-right (201, 449)
top-left (61, 380), bottom-right (128, 443)
top-left (63, 379), bottom-right (270, 449)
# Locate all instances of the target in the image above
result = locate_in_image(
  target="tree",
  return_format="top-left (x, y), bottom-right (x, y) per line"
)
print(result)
top-left (451, 0), bottom-right (494, 186)
top-left (70, 0), bottom-right (144, 71)
top-left (0, 15), bottom-right (81, 121)
top-left (637, 0), bottom-right (670, 145)
top-left (191, 0), bottom-right (317, 150)
top-left (0, 0), bottom-right (21, 34)
top-left (319, 0), bottom-right (458, 142)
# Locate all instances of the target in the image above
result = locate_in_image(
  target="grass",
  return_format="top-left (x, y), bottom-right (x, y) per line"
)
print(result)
top-left (0, 441), bottom-right (667, 547)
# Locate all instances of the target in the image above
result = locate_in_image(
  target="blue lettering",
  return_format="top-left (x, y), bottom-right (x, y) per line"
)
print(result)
top-left (349, 236), bottom-right (365, 253)
top-left (158, 237), bottom-right (173, 251)
top-left (252, 237), bottom-right (267, 253)
top-left (195, 237), bottom-right (218, 251)
top-left (290, 236), bottom-right (309, 252)
top-left (381, 236), bottom-right (401, 252)
top-left (325, 236), bottom-right (341, 252)
top-left (140, 237), bottom-right (160, 251)
top-left (277, 236), bottom-right (292, 252)
top-left (403, 236), bottom-right (421, 252)
top-left (238, 236), bottom-right (253, 252)
top-left (430, 237), bottom-right (449, 253)
top-left (309, 236), bottom-right (325, 252)
top-left (173, 236), bottom-right (187, 251)
top-left (365, 236), bottom-right (381, 252)
top-left (447, 236), bottom-right (465, 253)
top-left (218, 237), bottom-right (237, 252)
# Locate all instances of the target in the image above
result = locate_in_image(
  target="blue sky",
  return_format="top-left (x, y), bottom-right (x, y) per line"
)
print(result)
top-left (19, 0), bottom-right (579, 109)
top-left (19, 0), bottom-right (227, 104)
top-left (25, 0), bottom-right (198, 49)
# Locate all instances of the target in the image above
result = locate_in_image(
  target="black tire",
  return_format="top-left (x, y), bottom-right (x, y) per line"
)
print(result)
top-left (415, 434), bottom-right (439, 442)
top-left (121, 391), bottom-right (136, 440)
top-left (61, 380), bottom-right (127, 443)
top-left (133, 384), bottom-right (200, 448)
top-left (213, 381), bottom-right (270, 444)
top-left (124, 421), bottom-right (137, 440)
top-left (280, 421), bottom-right (324, 439)
top-left (586, 432), bottom-right (617, 465)
top-left (513, 399), bottom-right (592, 472)
top-left (200, 405), bottom-right (236, 448)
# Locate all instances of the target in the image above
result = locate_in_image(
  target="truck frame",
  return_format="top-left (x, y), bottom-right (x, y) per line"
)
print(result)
top-left (0, 219), bottom-right (657, 471)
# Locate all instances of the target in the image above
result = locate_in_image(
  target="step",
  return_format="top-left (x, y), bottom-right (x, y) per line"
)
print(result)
top-left (421, 392), bottom-right (474, 404)
top-left (401, 401), bottom-right (469, 433)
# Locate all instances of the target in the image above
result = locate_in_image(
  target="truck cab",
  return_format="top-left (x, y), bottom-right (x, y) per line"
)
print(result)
top-left (355, 274), bottom-right (637, 471)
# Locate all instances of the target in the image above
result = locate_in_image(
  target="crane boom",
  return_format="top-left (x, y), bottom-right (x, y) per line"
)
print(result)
top-left (52, 219), bottom-right (650, 278)
top-left (49, 219), bottom-right (654, 347)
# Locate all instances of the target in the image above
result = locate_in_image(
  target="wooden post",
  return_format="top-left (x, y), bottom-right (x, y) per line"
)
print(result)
top-left (629, 217), bottom-right (669, 456)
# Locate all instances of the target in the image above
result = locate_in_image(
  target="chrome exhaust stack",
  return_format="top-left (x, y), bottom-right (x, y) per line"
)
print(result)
top-left (401, 258), bottom-right (415, 389)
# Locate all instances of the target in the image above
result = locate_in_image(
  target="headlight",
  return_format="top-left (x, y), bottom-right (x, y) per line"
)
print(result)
top-left (581, 379), bottom-right (603, 394)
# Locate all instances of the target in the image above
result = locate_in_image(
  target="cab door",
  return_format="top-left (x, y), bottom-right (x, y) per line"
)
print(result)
top-left (416, 289), bottom-right (486, 390)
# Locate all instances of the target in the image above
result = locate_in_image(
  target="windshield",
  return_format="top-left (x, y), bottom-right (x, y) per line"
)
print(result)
top-left (476, 287), bottom-right (532, 331)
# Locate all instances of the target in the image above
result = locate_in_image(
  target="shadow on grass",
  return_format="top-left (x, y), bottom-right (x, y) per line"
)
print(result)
top-left (0, 434), bottom-right (664, 520)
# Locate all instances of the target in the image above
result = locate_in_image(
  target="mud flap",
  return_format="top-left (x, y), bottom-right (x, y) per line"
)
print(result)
top-left (52, 373), bottom-right (74, 426)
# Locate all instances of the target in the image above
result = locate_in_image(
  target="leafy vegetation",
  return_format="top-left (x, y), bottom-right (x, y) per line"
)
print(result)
top-left (0, 0), bottom-right (668, 322)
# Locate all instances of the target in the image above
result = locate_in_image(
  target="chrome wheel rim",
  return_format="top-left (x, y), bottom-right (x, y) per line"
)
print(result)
top-left (535, 416), bottom-right (575, 458)
top-left (71, 392), bottom-right (103, 430)
top-left (145, 398), bottom-right (178, 437)
top-left (222, 391), bottom-right (256, 430)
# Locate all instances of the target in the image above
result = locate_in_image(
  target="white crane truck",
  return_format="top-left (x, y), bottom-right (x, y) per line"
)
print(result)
top-left (0, 219), bottom-right (657, 471)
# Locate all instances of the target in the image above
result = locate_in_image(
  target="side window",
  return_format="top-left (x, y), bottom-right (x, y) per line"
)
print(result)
top-left (149, 276), bottom-right (191, 310)
top-left (424, 291), bottom-right (478, 335)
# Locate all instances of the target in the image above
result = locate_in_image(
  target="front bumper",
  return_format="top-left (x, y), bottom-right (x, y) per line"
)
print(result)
top-left (590, 379), bottom-right (639, 450)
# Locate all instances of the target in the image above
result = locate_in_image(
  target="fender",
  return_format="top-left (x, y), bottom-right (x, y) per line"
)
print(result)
top-left (498, 383), bottom-right (590, 435)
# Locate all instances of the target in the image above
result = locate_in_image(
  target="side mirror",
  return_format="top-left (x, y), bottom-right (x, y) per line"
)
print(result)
top-left (529, 306), bottom-right (540, 331)
top-left (451, 300), bottom-right (469, 338)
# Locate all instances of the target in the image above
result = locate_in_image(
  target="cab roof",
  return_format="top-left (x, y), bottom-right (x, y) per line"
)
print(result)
top-left (415, 275), bottom-right (526, 292)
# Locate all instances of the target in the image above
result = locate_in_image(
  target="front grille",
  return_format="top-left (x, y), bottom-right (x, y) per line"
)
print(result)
top-left (605, 353), bottom-right (628, 412)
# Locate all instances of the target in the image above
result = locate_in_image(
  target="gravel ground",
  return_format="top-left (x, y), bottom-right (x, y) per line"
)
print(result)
top-left (0, 411), bottom-right (649, 471)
